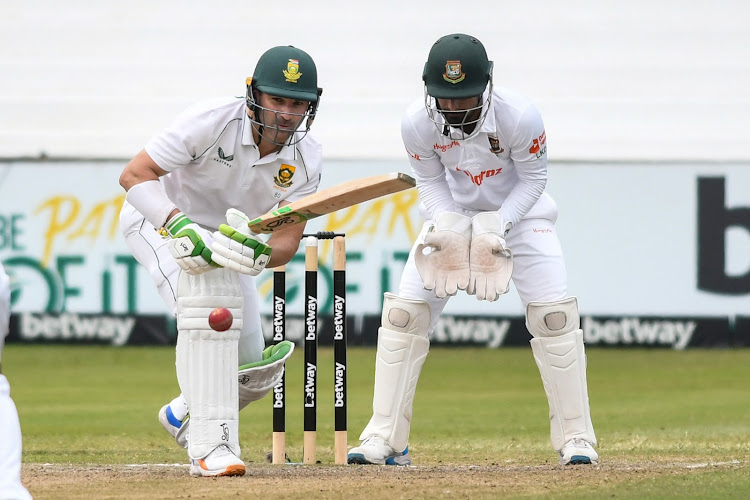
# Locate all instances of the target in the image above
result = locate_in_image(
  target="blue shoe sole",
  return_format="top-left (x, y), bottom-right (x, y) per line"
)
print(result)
top-left (347, 453), bottom-right (411, 466)
top-left (566, 455), bottom-right (593, 465)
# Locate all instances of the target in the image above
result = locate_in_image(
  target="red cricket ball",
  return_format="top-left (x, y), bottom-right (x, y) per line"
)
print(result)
top-left (208, 307), bottom-right (233, 332)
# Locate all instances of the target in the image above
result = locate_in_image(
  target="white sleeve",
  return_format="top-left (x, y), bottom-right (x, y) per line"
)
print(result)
top-left (401, 112), bottom-right (456, 220)
top-left (145, 103), bottom-right (219, 172)
top-left (501, 104), bottom-right (548, 227)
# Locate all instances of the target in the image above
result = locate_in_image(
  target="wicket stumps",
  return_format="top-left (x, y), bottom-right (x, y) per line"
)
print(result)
top-left (271, 264), bottom-right (286, 464)
top-left (271, 232), bottom-right (347, 465)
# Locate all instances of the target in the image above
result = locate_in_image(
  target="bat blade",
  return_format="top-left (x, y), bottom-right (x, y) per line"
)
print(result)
top-left (248, 172), bottom-right (416, 234)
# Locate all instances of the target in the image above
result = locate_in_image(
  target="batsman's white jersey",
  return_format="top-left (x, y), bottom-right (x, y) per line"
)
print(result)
top-left (400, 87), bottom-right (565, 324)
top-left (123, 96), bottom-right (323, 232)
top-left (120, 97), bottom-right (322, 365)
top-left (0, 262), bottom-right (33, 500)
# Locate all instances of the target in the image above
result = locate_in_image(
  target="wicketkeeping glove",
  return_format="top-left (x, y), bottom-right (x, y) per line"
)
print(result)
top-left (414, 211), bottom-right (472, 298)
top-left (165, 213), bottom-right (218, 275)
top-left (211, 208), bottom-right (272, 276)
top-left (467, 212), bottom-right (513, 301)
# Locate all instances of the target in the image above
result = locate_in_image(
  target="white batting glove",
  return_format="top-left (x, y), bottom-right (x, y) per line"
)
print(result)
top-left (165, 213), bottom-right (218, 275)
top-left (414, 211), bottom-right (472, 298)
top-left (467, 212), bottom-right (513, 301)
top-left (211, 208), bottom-right (272, 276)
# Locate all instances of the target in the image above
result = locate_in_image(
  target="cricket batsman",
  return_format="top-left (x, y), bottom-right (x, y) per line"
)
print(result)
top-left (348, 33), bottom-right (598, 466)
top-left (119, 45), bottom-right (322, 476)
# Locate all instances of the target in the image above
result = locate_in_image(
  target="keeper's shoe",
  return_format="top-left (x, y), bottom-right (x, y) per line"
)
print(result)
top-left (190, 444), bottom-right (246, 477)
top-left (347, 435), bottom-right (411, 465)
top-left (559, 438), bottom-right (598, 465)
top-left (158, 404), bottom-right (189, 448)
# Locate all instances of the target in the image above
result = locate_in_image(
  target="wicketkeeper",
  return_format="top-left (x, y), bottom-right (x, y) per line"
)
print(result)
top-left (119, 45), bottom-right (322, 477)
top-left (348, 33), bottom-right (598, 467)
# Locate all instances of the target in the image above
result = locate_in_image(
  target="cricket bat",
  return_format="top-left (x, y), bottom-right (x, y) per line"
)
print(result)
top-left (247, 172), bottom-right (416, 234)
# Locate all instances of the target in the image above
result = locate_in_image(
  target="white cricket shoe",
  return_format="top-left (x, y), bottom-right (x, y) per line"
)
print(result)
top-left (559, 438), bottom-right (598, 465)
top-left (158, 404), bottom-right (189, 448)
top-left (347, 435), bottom-right (411, 465)
top-left (158, 404), bottom-right (182, 438)
top-left (190, 444), bottom-right (246, 477)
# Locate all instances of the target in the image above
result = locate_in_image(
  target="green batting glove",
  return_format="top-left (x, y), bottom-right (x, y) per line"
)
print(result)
top-left (211, 208), bottom-right (272, 276)
top-left (165, 212), bottom-right (218, 274)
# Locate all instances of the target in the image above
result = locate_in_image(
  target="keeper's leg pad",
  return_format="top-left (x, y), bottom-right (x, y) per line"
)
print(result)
top-left (237, 340), bottom-right (294, 408)
top-left (176, 268), bottom-right (243, 460)
top-left (526, 297), bottom-right (596, 451)
top-left (360, 293), bottom-right (431, 452)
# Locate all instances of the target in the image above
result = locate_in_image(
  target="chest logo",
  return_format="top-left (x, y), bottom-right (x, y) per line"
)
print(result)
top-left (212, 147), bottom-right (234, 166)
top-left (274, 164), bottom-right (296, 188)
top-left (456, 165), bottom-right (503, 186)
top-left (433, 140), bottom-right (460, 152)
top-left (488, 135), bottom-right (505, 155)
top-left (218, 147), bottom-right (234, 161)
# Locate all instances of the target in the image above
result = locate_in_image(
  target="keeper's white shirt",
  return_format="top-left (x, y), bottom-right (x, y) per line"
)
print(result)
top-left (401, 86), bottom-right (555, 227)
top-left (126, 96), bottom-right (322, 231)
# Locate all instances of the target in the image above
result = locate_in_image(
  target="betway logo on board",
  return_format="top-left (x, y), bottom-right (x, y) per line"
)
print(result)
top-left (19, 312), bottom-right (135, 346)
top-left (583, 317), bottom-right (696, 350)
top-left (433, 317), bottom-right (511, 348)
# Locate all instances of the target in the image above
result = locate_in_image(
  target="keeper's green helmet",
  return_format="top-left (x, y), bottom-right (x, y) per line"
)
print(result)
top-left (422, 34), bottom-right (494, 140)
top-left (250, 45), bottom-right (321, 103)
top-left (422, 34), bottom-right (493, 99)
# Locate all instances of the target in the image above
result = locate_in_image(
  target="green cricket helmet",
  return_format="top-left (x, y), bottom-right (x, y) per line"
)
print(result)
top-left (422, 34), bottom-right (494, 139)
top-left (423, 33), bottom-right (493, 98)
top-left (251, 45), bottom-right (321, 102)
top-left (246, 45), bottom-right (323, 146)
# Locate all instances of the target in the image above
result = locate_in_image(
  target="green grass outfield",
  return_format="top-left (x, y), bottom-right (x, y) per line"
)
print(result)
top-left (4, 345), bottom-right (750, 499)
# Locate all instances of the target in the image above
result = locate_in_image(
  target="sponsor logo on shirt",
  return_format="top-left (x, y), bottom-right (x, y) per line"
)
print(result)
top-left (529, 131), bottom-right (547, 158)
top-left (456, 166), bottom-right (503, 186)
top-left (274, 164), bottom-right (295, 188)
top-left (488, 135), bottom-right (505, 155)
top-left (434, 140), bottom-right (460, 153)
top-left (406, 148), bottom-right (421, 161)
top-left (213, 147), bottom-right (234, 167)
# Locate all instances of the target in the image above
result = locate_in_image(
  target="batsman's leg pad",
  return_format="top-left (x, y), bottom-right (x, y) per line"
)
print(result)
top-left (176, 268), bottom-right (243, 460)
top-left (360, 293), bottom-right (431, 452)
top-left (237, 340), bottom-right (294, 408)
top-left (173, 341), bottom-right (292, 449)
top-left (527, 297), bottom-right (596, 451)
